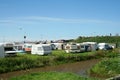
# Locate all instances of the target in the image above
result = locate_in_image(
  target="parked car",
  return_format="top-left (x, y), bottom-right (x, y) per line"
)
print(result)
top-left (98, 43), bottom-right (113, 50)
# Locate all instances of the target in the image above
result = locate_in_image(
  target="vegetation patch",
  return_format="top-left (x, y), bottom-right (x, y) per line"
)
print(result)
top-left (10, 72), bottom-right (98, 80)
top-left (89, 58), bottom-right (120, 78)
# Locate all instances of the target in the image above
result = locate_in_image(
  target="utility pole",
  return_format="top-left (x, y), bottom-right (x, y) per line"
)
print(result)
top-left (24, 35), bottom-right (26, 43)
top-left (19, 27), bottom-right (26, 44)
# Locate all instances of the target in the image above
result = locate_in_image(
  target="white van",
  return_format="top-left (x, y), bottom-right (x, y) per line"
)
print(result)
top-left (31, 44), bottom-right (52, 55)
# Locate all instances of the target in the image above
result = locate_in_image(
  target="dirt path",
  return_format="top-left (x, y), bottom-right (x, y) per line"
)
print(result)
top-left (0, 59), bottom-right (100, 80)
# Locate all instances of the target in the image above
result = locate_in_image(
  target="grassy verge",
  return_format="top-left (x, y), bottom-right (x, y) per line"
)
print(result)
top-left (89, 57), bottom-right (120, 78)
top-left (0, 49), bottom-right (119, 73)
top-left (9, 72), bottom-right (98, 80)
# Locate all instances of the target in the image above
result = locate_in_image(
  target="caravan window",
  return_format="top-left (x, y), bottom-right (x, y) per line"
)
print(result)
top-left (4, 47), bottom-right (15, 51)
top-left (81, 45), bottom-right (84, 48)
top-left (38, 47), bottom-right (42, 51)
top-left (43, 46), bottom-right (51, 51)
top-left (28, 46), bottom-right (32, 48)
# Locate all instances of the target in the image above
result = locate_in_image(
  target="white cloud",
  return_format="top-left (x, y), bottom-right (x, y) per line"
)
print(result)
top-left (0, 16), bottom-right (119, 25)
top-left (18, 16), bottom-right (107, 23)
top-left (0, 20), bottom-right (13, 23)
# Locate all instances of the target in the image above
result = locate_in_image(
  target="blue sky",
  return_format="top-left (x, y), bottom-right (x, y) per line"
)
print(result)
top-left (0, 0), bottom-right (120, 42)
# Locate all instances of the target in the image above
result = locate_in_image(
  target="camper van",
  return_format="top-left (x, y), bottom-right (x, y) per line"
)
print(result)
top-left (0, 42), bottom-right (17, 57)
top-left (31, 44), bottom-right (52, 55)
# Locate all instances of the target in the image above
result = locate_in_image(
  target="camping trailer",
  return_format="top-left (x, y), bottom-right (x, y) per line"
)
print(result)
top-left (31, 44), bottom-right (52, 55)
top-left (23, 43), bottom-right (33, 52)
top-left (82, 42), bottom-right (98, 51)
top-left (0, 43), bottom-right (17, 58)
top-left (14, 44), bottom-right (25, 53)
top-left (76, 43), bottom-right (86, 52)
top-left (52, 43), bottom-right (65, 50)
top-left (65, 43), bottom-right (81, 53)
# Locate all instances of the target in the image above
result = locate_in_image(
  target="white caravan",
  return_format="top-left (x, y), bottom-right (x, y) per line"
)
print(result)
top-left (23, 43), bottom-right (33, 52)
top-left (65, 43), bottom-right (81, 53)
top-left (52, 43), bottom-right (65, 50)
top-left (0, 42), bottom-right (17, 58)
top-left (76, 43), bottom-right (86, 52)
top-left (82, 42), bottom-right (98, 51)
top-left (31, 44), bottom-right (52, 55)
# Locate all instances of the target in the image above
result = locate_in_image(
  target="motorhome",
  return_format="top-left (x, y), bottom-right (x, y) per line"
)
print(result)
top-left (31, 44), bottom-right (52, 55)
top-left (0, 42), bottom-right (17, 57)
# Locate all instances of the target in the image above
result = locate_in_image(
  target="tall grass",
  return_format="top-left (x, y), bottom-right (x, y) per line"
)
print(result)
top-left (0, 54), bottom-right (50, 73)
top-left (89, 58), bottom-right (120, 78)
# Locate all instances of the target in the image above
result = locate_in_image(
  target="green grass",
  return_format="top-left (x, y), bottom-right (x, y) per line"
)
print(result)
top-left (89, 57), bottom-right (120, 78)
top-left (0, 54), bottom-right (50, 73)
top-left (9, 72), bottom-right (98, 80)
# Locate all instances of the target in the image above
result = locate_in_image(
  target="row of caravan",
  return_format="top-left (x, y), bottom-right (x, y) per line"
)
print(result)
top-left (65, 42), bottom-right (113, 53)
top-left (0, 43), bottom-right (52, 58)
top-left (26, 42), bottom-right (113, 55)
top-left (65, 42), bottom-right (98, 53)
top-left (0, 42), bottom-right (114, 58)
